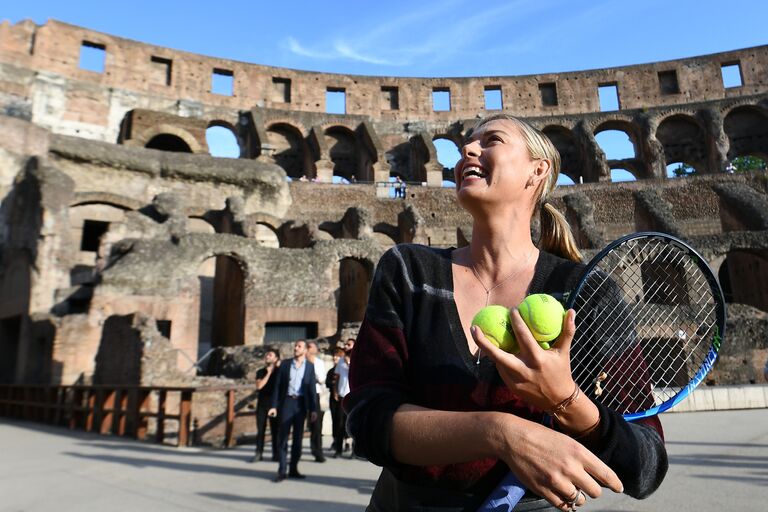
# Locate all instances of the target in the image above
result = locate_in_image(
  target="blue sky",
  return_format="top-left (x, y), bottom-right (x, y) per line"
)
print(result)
top-left (4, 0), bottom-right (767, 180)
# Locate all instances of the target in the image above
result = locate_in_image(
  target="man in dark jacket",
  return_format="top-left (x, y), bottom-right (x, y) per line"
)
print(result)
top-left (251, 347), bottom-right (280, 462)
top-left (268, 339), bottom-right (318, 482)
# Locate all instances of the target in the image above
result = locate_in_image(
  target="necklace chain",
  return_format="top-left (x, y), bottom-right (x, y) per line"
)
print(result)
top-left (470, 248), bottom-right (535, 307)
top-left (468, 247), bottom-right (535, 365)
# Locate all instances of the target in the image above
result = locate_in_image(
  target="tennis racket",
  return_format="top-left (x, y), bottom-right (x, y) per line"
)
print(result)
top-left (478, 231), bottom-right (726, 511)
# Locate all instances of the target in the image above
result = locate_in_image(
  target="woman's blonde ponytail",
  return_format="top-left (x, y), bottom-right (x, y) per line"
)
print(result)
top-left (540, 202), bottom-right (583, 262)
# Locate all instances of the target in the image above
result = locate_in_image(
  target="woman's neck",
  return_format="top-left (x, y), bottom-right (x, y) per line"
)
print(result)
top-left (467, 214), bottom-right (537, 282)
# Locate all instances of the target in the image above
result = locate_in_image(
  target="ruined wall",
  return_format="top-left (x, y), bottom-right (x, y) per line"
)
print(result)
top-left (0, 20), bottom-right (767, 391)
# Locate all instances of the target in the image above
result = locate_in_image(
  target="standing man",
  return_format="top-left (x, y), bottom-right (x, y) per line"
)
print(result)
top-left (306, 340), bottom-right (327, 462)
top-left (326, 347), bottom-right (344, 455)
top-left (252, 347), bottom-right (280, 463)
top-left (268, 340), bottom-right (317, 482)
top-left (332, 338), bottom-right (355, 457)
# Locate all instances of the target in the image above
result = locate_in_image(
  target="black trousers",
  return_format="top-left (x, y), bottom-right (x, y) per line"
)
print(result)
top-left (330, 395), bottom-right (348, 453)
top-left (307, 392), bottom-right (324, 457)
top-left (255, 397), bottom-right (278, 458)
top-left (276, 397), bottom-right (307, 476)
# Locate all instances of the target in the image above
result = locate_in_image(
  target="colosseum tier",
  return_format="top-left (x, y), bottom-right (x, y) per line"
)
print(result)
top-left (1, 19), bottom-right (767, 398)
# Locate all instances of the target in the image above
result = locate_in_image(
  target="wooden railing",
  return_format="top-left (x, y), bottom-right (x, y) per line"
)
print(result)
top-left (0, 384), bottom-right (258, 447)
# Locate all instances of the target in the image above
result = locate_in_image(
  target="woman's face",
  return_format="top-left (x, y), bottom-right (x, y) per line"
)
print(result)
top-left (454, 119), bottom-right (547, 210)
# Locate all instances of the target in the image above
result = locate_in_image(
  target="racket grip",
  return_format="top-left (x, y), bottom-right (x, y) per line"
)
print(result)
top-left (476, 471), bottom-right (526, 511)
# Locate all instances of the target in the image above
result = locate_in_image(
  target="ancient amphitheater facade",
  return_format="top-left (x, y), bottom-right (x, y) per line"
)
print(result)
top-left (0, 19), bottom-right (766, 387)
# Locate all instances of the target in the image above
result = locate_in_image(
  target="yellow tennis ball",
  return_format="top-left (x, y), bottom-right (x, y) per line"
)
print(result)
top-left (518, 294), bottom-right (565, 345)
top-left (471, 305), bottom-right (519, 354)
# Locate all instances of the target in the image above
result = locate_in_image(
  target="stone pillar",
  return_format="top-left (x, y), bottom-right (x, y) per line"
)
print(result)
top-left (309, 125), bottom-right (334, 182)
top-left (574, 121), bottom-right (609, 183)
top-left (636, 113), bottom-right (667, 179)
top-left (701, 107), bottom-right (730, 173)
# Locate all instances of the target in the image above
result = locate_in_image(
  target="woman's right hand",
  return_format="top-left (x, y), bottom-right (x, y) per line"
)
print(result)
top-left (493, 414), bottom-right (623, 510)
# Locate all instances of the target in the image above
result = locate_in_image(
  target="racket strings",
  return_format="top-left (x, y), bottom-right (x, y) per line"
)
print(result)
top-left (569, 238), bottom-right (720, 415)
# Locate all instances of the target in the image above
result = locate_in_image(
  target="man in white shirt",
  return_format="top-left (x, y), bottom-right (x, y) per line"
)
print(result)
top-left (306, 340), bottom-right (327, 462)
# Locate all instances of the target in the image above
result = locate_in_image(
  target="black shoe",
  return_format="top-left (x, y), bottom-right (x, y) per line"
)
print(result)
top-left (332, 451), bottom-right (341, 459)
top-left (271, 455), bottom-right (279, 462)
top-left (314, 455), bottom-right (326, 463)
top-left (273, 473), bottom-right (286, 483)
top-left (288, 470), bottom-right (306, 479)
top-left (250, 453), bottom-right (262, 463)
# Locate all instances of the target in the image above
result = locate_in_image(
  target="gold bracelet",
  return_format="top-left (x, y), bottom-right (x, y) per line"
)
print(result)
top-left (573, 417), bottom-right (601, 439)
top-left (547, 383), bottom-right (580, 422)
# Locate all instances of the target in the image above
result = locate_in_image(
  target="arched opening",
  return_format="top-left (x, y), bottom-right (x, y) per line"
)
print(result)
top-left (724, 106), bottom-right (768, 162)
top-left (325, 127), bottom-right (359, 181)
top-left (656, 115), bottom-right (706, 174)
top-left (666, 162), bottom-right (696, 178)
top-left (206, 124), bottom-right (240, 158)
top-left (145, 134), bottom-right (192, 153)
top-left (718, 250), bottom-right (768, 312)
top-left (336, 257), bottom-right (373, 327)
top-left (730, 155), bottom-right (768, 172)
top-left (267, 123), bottom-right (310, 179)
top-left (203, 255), bottom-right (246, 349)
top-left (543, 126), bottom-right (582, 184)
top-left (433, 137), bottom-right (461, 173)
top-left (595, 129), bottom-right (636, 160)
top-left (595, 123), bottom-right (643, 180)
top-left (610, 168), bottom-right (636, 182)
top-left (556, 174), bottom-right (576, 186)
top-left (254, 223), bottom-right (280, 248)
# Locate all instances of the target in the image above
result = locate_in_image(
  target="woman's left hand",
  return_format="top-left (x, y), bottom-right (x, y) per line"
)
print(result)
top-left (472, 308), bottom-right (577, 410)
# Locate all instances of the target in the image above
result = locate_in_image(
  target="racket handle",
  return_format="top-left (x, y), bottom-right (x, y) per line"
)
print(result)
top-left (476, 472), bottom-right (526, 511)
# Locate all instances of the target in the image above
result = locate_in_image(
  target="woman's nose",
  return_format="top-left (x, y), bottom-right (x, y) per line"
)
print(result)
top-left (461, 140), bottom-right (480, 158)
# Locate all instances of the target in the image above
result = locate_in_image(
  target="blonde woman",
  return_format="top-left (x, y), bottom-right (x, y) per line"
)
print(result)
top-left (345, 115), bottom-right (667, 511)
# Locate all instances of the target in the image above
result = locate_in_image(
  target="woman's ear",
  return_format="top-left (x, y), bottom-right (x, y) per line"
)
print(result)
top-left (526, 159), bottom-right (551, 188)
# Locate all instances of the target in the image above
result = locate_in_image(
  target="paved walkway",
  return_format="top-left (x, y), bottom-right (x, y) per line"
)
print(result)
top-left (1, 408), bottom-right (767, 512)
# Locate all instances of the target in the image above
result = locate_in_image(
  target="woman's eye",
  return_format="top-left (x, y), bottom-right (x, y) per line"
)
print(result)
top-left (487, 136), bottom-right (503, 144)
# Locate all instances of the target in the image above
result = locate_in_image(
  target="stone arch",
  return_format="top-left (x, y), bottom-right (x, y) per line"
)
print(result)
top-left (146, 134), bottom-right (192, 153)
top-left (335, 256), bottom-right (375, 327)
top-left (267, 122), bottom-right (312, 179)
top-left (324, 125), bottom-right (360, 181)
top-left (206, 120), bottom-right (242, 158)
top-left (594, 120), bottom-right (650, 179)
top-left (656, 114), bottom-right (707, 173)
top-left (198, 253), bottom-right (248, 349)
top-left (718, 250), bottom-right (768, 312)
top-left (71, 193), bottom-right (142, 211)
top-left (723, 105), bottom-right (768, 161)
top-left (542, 125), bottom-right (582, 184)
top-left (137, 124), bottom-right (203, 153)
top-left (253, 222), bottom-right (280, 248)
top-left (432, 135), bottom-right (461, 178)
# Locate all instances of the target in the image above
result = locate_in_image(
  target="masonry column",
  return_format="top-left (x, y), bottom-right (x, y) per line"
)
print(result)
top-left (574, 121), bottom-right (609, 183)
top-left (636, 112), bottom-right (667, 179)
top-left (701, 107), bottom-right (730, 173)
top-left (309, 125), bottom-right (334, 182)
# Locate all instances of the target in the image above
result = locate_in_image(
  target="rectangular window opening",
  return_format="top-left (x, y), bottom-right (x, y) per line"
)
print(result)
top-left (80, 220), bottom-right (110, 252)
top-left (212, 68), bottom-right (234, 96)
top-left (598, 83), bottom-right (620, 111)
top-left (79, 41), bottom-right (106, 73)
top-left (264, 322), bottom-right (318, 343)
top-left (432, 87), bottom-right (451, 112)
top-left (150, 56), bottom-right (172, 86)
top-left (381, 86), bottom-right (399, 110)
top-left (658, 70), bottom-right (680, 95)
top-left (484, 86), bottom-right (503, 110)
top-left (721, 62), bottom-right (743, 88)
top-left (271, 77), bottom-right (291, 103)
top-left (539, 83), bottom-right (558, 107)
top-left (326, 87), bottom-right (346, 114)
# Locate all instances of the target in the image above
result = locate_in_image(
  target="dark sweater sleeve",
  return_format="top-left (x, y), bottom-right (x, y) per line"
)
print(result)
top-left (582, 404), bottom-right (668, 499)
top-left (343, 247), bottom-right (413, 468)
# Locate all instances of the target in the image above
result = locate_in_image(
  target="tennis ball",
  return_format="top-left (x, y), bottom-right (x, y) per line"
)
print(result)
top-left (518, 294), bottom-right (565, 345)
top-left (471, 305), bottom-right (519, 353)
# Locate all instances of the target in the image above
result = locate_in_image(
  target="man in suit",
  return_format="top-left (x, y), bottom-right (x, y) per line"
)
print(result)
top-left (268, 339), bottom-right (318, 482)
